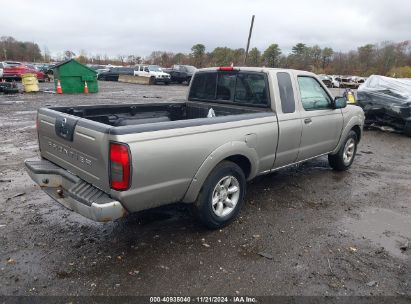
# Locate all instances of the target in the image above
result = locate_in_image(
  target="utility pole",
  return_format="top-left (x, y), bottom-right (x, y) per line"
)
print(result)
top-left (244, 15), bottom-right (255, 65)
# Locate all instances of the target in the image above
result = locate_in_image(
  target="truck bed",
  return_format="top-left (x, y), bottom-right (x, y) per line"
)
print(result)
top-left (36, 101), bottom-right (274, 194)
top-left (50, 101), bottom-right (266, 127)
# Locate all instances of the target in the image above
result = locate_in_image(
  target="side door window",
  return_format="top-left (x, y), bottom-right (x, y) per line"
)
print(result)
top-left (277, 72), bottom-right (295, 113)
top-left (297, 76), bottom-right (332, 110)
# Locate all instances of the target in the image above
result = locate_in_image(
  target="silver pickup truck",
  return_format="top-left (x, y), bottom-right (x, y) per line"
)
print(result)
top-left (25, 67), bottom-right (365, 229)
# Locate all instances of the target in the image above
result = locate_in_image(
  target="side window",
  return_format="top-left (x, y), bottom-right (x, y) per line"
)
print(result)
top-left (297, 76), bottom-right (332, 110)
top-left (234, 73), bottom-right (268, 106)
top-left (277, 72), bottom-right (295, 113)
top-left (216, 73), bottom-right (236, 101)
top-left (144, 67), bottom-right (149, 72)
top-left (0, 63), bottom-right (3, 68)
top-left (189, 72), bottom-right (217, 100)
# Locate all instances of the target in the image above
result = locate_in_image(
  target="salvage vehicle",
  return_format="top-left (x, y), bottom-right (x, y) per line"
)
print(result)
top-left (134, 65), bottom-right (171, 84)
top-left (163, 65), bottom-right (197, 84)
top-left (25, 67), bottom-right (364, 229)
top-left (339, 76), bottom-right (359, 89)
top-left (97, 67), bottom-right (135, 81)
top-left (1, 61), bottom-right (46, 81)
top-left (357, 75), bottom-right (411, 136)
top-left (329, 75), bottom-right (340, 88)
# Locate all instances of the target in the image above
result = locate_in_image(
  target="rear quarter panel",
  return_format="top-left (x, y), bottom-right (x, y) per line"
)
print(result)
top-left (110, 115), bottom-right (278, 212)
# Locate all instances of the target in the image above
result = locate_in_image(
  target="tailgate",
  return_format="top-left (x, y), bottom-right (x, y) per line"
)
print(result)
top-left (37, 108), bottom-right (111, 192)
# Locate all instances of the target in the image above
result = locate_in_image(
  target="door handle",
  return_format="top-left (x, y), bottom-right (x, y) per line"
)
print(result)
top-left (304, 118), bottom-right (312, 124)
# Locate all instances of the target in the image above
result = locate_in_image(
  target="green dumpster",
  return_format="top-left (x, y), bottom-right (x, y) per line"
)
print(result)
top-left (52, 59), bottom-right (98, 93)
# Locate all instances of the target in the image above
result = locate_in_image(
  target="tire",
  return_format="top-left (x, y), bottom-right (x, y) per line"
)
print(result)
top-left (193, 161), bottom-right (246, 229)
top-left (328, 130), bottom-right (358, 171)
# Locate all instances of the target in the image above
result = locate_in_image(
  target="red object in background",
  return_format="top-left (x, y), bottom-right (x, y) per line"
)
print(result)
top-left (2, 61), bottom-right (45, 81)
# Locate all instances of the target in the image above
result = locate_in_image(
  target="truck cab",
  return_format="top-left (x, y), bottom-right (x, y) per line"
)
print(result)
top-left (134, 65), bottom-right (171, 84)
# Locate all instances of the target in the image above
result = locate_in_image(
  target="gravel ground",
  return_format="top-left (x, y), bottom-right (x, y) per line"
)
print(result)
top-left (0, 81), bottom-right (410, 296)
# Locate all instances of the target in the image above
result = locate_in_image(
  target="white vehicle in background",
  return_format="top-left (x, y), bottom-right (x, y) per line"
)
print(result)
top-left (134, 64), bottom-right (171, 84)
top-left (0, 62), bottom-right (4, 79)
top-left (330, 75), bottom-right (340, 88)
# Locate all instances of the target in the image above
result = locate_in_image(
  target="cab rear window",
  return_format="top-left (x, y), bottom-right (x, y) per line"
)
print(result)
top-left (189, 71), bottom-right (269, 107)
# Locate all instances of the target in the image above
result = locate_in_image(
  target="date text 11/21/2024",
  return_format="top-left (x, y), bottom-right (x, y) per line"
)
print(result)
top-left (149, 296), bottom-right (257, 303)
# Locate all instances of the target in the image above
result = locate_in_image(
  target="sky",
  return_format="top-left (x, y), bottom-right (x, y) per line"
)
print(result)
top-left (1, 0), bottom-right (410, 58)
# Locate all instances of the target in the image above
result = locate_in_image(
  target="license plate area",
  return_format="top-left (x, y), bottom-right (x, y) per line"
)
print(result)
top-left (55, 115), bottom-right (78, 141)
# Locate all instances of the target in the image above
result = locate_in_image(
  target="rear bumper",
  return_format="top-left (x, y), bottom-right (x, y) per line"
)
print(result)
top-left (25, 160), bottom-right (127, 222)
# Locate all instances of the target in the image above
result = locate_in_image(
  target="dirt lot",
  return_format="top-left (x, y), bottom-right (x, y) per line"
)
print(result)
top-left (0, 81), bottom-right (410, 296)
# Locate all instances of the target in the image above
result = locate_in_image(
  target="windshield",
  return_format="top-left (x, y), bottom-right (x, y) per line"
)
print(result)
top-left (185, 65), bottom-right (196, 73)
top-left (149, 65), bottom-right (162, 72)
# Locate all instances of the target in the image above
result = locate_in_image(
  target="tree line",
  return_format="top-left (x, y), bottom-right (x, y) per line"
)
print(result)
top-left (1, 36), bottom-right (411, 77)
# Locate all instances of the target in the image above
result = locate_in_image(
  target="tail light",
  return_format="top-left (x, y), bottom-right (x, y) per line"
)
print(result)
top-left (218, 67), bottom-right (239, 71)
top-left (110, 142), bottom-right (131, 191)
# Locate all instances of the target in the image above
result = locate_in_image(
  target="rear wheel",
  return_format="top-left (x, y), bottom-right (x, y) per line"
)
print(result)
top-left (328, 130), bottom-right (358, 171)
top-left (193, 161), bottom-right (246, 229)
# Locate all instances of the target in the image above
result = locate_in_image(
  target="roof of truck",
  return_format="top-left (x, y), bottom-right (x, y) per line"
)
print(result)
top-left (197, 67), bottom-right (315, 76)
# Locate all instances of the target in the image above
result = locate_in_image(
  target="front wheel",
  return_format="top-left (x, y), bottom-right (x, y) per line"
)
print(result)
top-left (328, 130), bottom-right (358, 171)
top-left (193, 161), bottom-right (246, 229)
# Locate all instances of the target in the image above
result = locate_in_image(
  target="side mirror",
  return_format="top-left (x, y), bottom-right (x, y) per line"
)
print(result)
top-left (334, 96), bottom-right (347, 109)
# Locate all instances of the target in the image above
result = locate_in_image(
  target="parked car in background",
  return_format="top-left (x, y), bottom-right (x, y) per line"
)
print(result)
top-left (134, 65), bottom-right (171, 84)
top-left (96, 68), bottom-right (110, 76)
top-left (88, 65), bottom-right (110, 76)
top-left (163, 65), bottom-right (197, 84)
top-left (0, 62), bottom-right (3, 79)
top-left (1, 61), bottom-right (46, 81)
top-left (318, 75), bottom-right (332, 88)
top-left (329, 75), bottom-right (340, 88)
top-left (97, 67), bottom-right (135, 81)
top-left (26, 67), bottom-right (364, 229)
top-left (34, 64), bottom-right (52, 81)
top-left (339, 76), bottom-right (360, 89)
top-left (26, 64), bottom-right (49, 82)
top-left (352, 76), bottom-right (366, 85)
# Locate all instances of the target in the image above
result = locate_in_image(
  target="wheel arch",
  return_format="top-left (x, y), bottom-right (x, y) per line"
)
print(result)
top-left (351, 125), bottom-right (362, 142)
top-left (331, 116), bottom-right (363, 155)
top-left (181, 141), bottom-right (258, 203)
